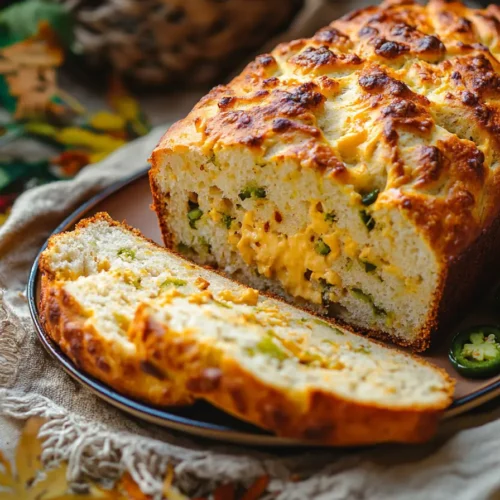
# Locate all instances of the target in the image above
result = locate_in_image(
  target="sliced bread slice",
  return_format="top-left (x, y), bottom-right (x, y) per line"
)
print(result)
top-left (39, 213), bottom-right (193, 406)
top-left (40, 212), bottom-right (453, 444)
top-left (132, 295), bottom-right (454, 445)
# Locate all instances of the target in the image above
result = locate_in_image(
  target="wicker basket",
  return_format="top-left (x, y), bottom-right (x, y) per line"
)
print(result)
top-left (57, 0), bottom-right (304, 87)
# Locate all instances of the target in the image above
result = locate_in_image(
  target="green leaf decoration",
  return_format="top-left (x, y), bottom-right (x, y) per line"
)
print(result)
top-left (0, 160), bottom-right (54, 193)
top-left (0, 123), bottom-right (24, 146)
top-left (0, 0), bottom-right (74, 48)
top-left (0, 12), bottom-right (150, 228)
top-left (0, 24), bottom-right (15, 48)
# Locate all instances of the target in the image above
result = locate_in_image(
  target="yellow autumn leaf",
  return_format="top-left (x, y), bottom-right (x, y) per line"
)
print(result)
top-left (0, 418), bottom-right (232, 500)
top-left (49, 485), bottom-right (128, 500)
top-left (48, 494), bottom-right (106, 499)
top-left (113, 97), bottom-right (149, 137)
top-left (0, 417), bottom-right (74, 500)
top-left (107, 74), bottom-right (150, 138)
top-left (0, 488), bottom-right (18, 499)
top-left (164, 485), bottom-right (190, 500)
top-left (89, 111), bottom-right (126, 132)
top-left (0, 450), bottom-right (14, 488)
top-left (88, 151), bottom-right (110, 164)
top-left (108, 81), bottom-right (140, 122)
top-left (24, 121), bottom-right (58, 138)
top-left (0, 417), bottom-right (131, 500)
top-left (15, 417), bottom-right (44, 488)
top-left (28, 463), bottom-right (71, 499)
top-left (56, 128), bottom-right (126, 153)
top-left (162, 464), bottom-right (189, 500)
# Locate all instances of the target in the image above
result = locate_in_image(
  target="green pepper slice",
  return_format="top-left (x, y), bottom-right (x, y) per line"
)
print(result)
top-left (239, 186), bottom-right (266, 200)
top-left (360, 210), bottom-right (375, 231)
top-left (187, 201), bottom-right (203, 229)
top-left (315, 238), bottom-right (331, 256)
top-left (449, 325), bottom-right (500, 378)
top-left (361, 188), bottom-right (379, 206)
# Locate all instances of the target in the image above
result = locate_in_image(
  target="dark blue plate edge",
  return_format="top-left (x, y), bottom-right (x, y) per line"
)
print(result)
top-left (26, 168), bottom-right (500, 424)
top-left (27, 167), bottom-right (242, 435)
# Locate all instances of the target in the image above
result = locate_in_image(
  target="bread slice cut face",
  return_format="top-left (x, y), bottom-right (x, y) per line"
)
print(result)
top-left (39, 213), bottom-right (193, 406)
top-left (40, 213), bottom-right (453, 445)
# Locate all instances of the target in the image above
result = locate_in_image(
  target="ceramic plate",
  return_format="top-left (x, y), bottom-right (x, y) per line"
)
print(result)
top-left (28, 169), bottom-right (500, 446)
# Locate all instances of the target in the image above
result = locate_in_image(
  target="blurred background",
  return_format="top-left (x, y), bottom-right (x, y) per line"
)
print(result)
top-left (0, 0), bottom-right (338, 227)
top-left (0, 0), bottom-right (487, 226)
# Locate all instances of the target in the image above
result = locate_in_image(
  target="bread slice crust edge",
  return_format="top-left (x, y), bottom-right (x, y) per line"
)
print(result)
top-left (132, 302), bottom-right (454, 446)
top-left (38, 214), bottom-right (193, 407)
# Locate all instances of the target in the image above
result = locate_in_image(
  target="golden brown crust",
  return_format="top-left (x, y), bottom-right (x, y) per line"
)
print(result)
top-left (38, 214), bottom-right (193, 407)
top-left (149, 173), bottom-right (175, 250)
top-left (132, 304), bottom-right (454, 445)
top-left (432, 209), bottom-right (500, 344)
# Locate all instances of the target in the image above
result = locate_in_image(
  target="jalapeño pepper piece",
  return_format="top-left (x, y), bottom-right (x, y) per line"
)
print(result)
top-left (187, 201), bottom-right (203, 229)
top-left (361, 188), bottom-right (379, 206)
top-left (449, 325), bottom-right (500, 378)
top-left (315, 238), bottom-right (331, 256)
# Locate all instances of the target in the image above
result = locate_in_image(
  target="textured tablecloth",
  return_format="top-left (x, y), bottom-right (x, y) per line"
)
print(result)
top-left (2, 1), bottom-right (500, 498)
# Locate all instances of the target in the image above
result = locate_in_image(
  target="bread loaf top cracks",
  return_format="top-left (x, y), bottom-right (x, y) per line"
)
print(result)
top-left (153, 0), bottom-right (500, 260)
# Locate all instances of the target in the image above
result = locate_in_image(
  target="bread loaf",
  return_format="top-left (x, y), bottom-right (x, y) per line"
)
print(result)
top-left (39, 213), bottom-right (453, 445)
top-left (150, 0), bottom-right (500, 351)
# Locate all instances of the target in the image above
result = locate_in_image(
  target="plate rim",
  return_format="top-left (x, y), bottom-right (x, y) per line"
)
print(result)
top-left (27, 168), bottom-right (500, 443)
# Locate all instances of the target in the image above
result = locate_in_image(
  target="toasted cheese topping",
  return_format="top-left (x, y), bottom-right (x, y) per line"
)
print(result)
top-left (218, 288), bottom-right (259, 306)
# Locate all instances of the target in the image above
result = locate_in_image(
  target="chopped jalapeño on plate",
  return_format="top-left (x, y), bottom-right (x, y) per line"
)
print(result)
top-left (449, 325), bottom-right (500, 378)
